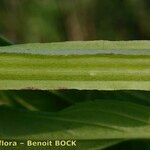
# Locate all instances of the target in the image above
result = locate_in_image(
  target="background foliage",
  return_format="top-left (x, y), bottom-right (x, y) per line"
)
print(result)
top-left (0, 1), bottom-right (150, 150)
top-left (0, 0), bottom-right (150, 43)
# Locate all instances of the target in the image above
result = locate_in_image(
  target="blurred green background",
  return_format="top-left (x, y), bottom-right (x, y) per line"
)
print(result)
top-left (0, 0), bottom-right (149, 44)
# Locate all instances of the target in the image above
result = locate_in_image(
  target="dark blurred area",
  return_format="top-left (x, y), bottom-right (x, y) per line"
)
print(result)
top-left (0, 0), bottom-right (149, 43)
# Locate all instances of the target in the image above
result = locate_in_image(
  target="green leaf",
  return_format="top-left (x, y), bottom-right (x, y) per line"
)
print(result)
top-left (0, 35), bottom-right (13, 46)
top-left (105, 140), bottom-right (150, 150)
top-left (0, 41), bottom-right (150, 90)
top-left (0, 100), bottom-right (150, 149)
top-left (0, 90), bottom-right (150, 112)
top-left (0, 41), bottom-right (149, 149)
top-left (0, 90), bottom-right (72, 111)
top-left (0, 40), bottom-right (150, 54)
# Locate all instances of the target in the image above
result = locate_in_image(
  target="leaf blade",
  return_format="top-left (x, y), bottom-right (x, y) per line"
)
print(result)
top-left (0, 100), bottom-right (150, 149)
top-left (0, 42), bottom-right (150, 91)
top-left (0, 35), bottom-right (13, 46)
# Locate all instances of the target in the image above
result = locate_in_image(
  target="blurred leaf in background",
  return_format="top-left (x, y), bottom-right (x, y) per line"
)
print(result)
top-left (0, 0), bottom-right (149, 43)
top-left (0, 35), bottom-right (13, 46)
